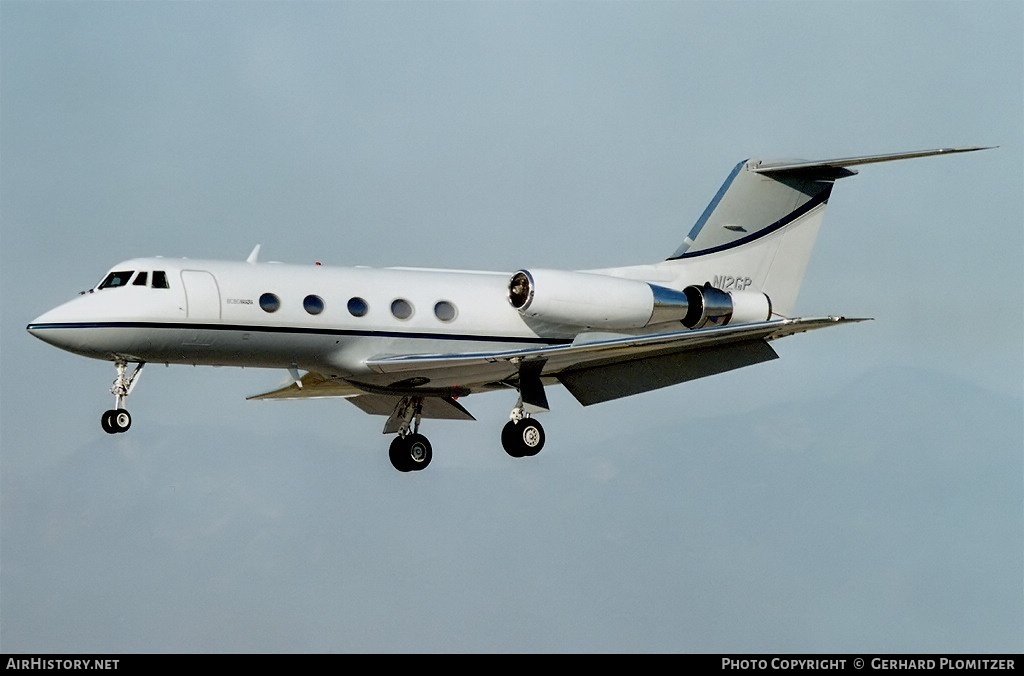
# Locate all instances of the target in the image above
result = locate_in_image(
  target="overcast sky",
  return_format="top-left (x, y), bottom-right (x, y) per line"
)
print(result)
top-left (2, 1), bottom-right (1021, 653)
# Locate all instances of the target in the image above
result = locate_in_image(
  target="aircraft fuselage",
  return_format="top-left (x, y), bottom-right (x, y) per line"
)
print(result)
top-left (28, 257), bottom-right (570, 379)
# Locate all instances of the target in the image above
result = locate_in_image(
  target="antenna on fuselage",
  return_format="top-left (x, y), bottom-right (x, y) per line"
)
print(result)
top-left (246, 244), bottom-right (261, 264)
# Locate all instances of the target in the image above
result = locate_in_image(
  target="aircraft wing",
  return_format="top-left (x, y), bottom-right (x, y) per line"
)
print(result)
top-left (364, 316), bottom-right (867, 406)
top-left (245, 359), bottom-right (476, 424)
top-left (247, 370), bottom-right (365, 400)
top-left (249, 317), bottom-right (865, 413)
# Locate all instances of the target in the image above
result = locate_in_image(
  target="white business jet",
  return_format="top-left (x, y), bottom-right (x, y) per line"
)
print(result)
top-left (27, 147), bottom-right (988, 472)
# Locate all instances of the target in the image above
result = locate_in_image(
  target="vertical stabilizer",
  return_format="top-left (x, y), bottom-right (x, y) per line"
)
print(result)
top-left (666, 147), bottom-right (990, 315)
top-left (669, 161), bottom-right (842, 259)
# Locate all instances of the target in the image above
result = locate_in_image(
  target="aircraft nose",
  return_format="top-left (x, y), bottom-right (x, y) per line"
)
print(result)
top-left (27, 307), bottom-right (58, 334)
top-left (26, 299), bottom-right (91, 351)
top-left (27, 306), bottom-right (67, 343)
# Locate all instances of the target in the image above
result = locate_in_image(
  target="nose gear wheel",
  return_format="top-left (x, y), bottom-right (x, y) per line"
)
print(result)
top-left (101, 408), bottom-right (132, 434)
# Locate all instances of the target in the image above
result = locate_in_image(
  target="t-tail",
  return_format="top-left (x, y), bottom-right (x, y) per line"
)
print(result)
top-left (664, 147), bottom-right (992, 317)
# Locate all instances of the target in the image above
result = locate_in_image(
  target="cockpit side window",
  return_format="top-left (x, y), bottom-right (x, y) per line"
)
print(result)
top-left (151, 271), bottom-right (169, 289)
top-left (133, 271), bottom-right (149, 286)
top-left (98, 271), bottom-right (134, 289)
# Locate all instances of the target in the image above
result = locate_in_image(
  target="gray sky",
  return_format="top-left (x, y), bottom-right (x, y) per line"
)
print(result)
top-left (2, 0), bottom-right (1021, 653)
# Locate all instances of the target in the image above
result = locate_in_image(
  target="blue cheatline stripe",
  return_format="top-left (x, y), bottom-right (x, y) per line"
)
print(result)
top-left (665, 185), bottom-right (832, 260)
top-left (25, 321), bottom-right (573, 346)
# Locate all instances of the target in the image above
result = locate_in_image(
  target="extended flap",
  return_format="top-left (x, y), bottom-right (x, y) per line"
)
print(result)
top-left (557, 339), bottom-right (778, 406)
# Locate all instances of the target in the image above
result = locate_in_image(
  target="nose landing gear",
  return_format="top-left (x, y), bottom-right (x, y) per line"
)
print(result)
top-left (101, 408), bottom-right (132, 434)
top-left (101, 361), bottom-right (144, 435)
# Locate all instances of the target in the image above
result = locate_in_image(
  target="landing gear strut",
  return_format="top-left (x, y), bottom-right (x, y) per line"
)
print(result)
top-left (387, 396), bottom-right (432, 472)
top-left (101, 361), bottom-right (144, 434)
top-left (501, 400), bottom-right (545, 458)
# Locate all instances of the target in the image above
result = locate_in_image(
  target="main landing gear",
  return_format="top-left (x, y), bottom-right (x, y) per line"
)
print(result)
top-left (101, 361), bottom-right (144, 434)
top-left (384, 395), bottom-right (547, 472)
top-left (386, 359), bottom-right (551, 471)
top-left (501, 403), bottom-right (545, 458)
top-left (389, 433), bottom-right (433, 472)
top-left (387, 396), bottom-right (433, 472)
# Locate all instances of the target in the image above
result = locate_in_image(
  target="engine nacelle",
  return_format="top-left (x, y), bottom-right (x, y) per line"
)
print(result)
top-left (508, 269), bottom-right (690, 330)
top-left (681, 283), bottom-right (772, 329)
top-left (507, 270), bottom-right (772, 331)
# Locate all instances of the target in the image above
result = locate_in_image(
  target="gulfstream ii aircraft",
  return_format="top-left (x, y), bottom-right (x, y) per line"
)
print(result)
top-left (27, 147), bottom-right (988, 472)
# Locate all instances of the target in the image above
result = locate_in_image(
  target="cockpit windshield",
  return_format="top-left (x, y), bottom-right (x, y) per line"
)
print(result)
top-left (97, 270), bottom-right (170, 290)
top-left (98, 271), bottom-right (134, 289)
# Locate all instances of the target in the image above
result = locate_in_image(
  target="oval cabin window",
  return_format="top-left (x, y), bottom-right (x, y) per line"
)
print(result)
top-left (303, 295), bottom-right (325, 315)
top-left (259, 293), bottom-right (281, 313)
top-left (390, 298), bottom-right (413, 320)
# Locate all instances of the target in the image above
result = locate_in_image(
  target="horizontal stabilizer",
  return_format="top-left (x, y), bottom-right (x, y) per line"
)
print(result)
top-left (750, 147), bottom-right (993, 175)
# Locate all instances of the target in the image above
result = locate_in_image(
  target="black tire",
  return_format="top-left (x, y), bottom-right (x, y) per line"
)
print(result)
top-left (501, 419), bottom-right (545, 458)
top-left (101, 410), bottom-right (117, 435)
top-left (389, 437), bottom-right (413, 472)
top-left (501, 420), bottom-right (524, 457)
top-left (389, 434), bottom-right (433, 472)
